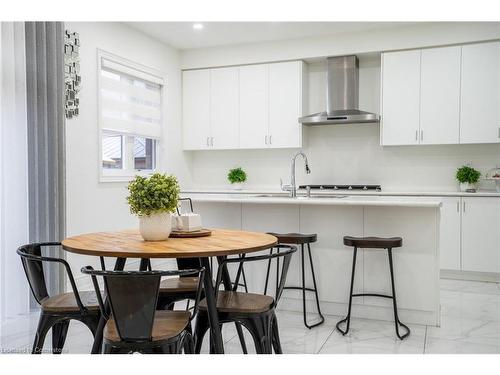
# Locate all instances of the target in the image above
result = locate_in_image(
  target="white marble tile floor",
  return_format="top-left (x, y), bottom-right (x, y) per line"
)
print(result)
top-left (1, 279), bottom-right (499, 354)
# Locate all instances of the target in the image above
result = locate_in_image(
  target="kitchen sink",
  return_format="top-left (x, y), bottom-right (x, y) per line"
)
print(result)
top-left (309, 195), bottom-right (348, 199)
top-left (255, 194), bottom-right (290, 198)
top-left (254, 194), bottom-right (347, 199)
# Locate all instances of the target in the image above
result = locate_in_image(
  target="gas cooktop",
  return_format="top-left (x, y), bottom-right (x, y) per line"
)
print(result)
top-left (298, 184), bottom-right (382, 191)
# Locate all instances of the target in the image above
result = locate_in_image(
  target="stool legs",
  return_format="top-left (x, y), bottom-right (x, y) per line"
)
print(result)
top-left (336, 246), bottom-right (358, 335)
top-left (336, 247), bottom-right (410, 340)
top-left (387, 248), bottom-right (411, 340)
top-left (301, 244), bottom-right (325, 329)
top-left (264, 244), bottom-right (325, 329)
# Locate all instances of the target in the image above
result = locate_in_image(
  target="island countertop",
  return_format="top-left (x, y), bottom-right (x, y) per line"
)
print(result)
top-left (182, 192), bottom-right (443, 208)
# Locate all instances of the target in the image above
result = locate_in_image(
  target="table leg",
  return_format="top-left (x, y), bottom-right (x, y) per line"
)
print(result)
top-left (199, 257), bottom-right (224, 354)
top-left (91, 257), bottom-right (127, 354)
top-left (139, 258), bottom-right (150, 271)
top-left (217, 256), bottom-right (232, 290)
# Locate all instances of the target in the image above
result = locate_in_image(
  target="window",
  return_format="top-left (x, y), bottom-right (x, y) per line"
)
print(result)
top-left (98, 50), bottom-right (164, 181)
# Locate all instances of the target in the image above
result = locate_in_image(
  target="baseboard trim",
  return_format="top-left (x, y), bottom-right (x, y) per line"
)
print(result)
top-left (441, 270), bottom-right (500, 282)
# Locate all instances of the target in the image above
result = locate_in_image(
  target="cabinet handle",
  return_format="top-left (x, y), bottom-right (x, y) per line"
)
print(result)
top-left (421, 130), bottom-right (423, 141)
top-left (265, 135), bottom-right (268, 145)
top-left (463, 201), bottom-right (466, 212)
top-left (415, 130), bottom-right (418, 141)
top-left (456, 201), bottom-right (459, 213)
top-left (269, 135), bottom-right (272, 145)
top-left (498, 127), bottom-right (500, 139)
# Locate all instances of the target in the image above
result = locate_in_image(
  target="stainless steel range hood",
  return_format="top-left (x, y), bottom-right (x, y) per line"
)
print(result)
top-left (299, 55), bottom-right (379, 125)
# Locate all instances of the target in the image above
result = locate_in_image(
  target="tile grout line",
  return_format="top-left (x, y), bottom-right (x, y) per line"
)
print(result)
top-left (316, 327), bottom-right (336, 354)
top-left (423, 325), bottom-right (428, 354)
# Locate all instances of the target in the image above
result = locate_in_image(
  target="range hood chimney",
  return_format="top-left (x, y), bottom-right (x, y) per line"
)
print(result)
top-left (299, 55), bottom-right (379, 125)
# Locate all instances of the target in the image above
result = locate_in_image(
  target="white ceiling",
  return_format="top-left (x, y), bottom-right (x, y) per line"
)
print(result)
top-left (125, 22), bottom-right (417, 50)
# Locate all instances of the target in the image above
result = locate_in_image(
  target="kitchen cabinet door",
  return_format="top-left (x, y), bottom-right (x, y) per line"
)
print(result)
top-left (239, 64), bottom-right (268, 149)
top-left (439, 197), bottom-right (462, 270)
top-left (381, 50), bottom-right (421, 146)
top-left (461, 197), bottom-right (500, 273)
top-left (420, 46), bottom-right (461, 145)
top-left (182, 69), bottom-right (211, 150)
top-left (210, 67), bottom-right (240, 149)
top-left (460, 42), bottom-right (500, 144)
top-left (268, 61), bottom-right (303, 148)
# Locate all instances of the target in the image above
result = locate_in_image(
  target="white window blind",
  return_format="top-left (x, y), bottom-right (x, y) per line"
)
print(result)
top-left (100, 57), bottom-right (163, 139)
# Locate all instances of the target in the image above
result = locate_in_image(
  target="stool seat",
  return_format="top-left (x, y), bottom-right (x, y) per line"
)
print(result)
top-left (343, 236), bottom-right (402, 249)
top-left (267, 232), bottom-right (317, 245)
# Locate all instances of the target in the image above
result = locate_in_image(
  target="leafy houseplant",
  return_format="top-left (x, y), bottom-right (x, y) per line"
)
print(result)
top-left (456, 165), bottom-right (481, 192)
top-left (127, 173), bottom-right (180, 241)
top-left (227, 167), bottom-right (247, 190)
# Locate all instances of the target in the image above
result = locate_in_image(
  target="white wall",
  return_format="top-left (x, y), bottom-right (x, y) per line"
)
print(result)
top-left (182, 22), bottom-right (500, 69)
top-left (189, 65), bottom-right (500, 191)
top-left (65, 22), bottom-right (189, 287)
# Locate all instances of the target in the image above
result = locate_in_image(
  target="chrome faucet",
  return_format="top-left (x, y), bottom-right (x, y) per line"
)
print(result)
top-left (281, 151), bottom-right (311, 198)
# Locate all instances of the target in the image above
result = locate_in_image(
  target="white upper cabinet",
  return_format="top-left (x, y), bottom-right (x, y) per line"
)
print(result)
top-left (239, 64), bottom-right (268, 149)
top-left (182, 61), bottom-right (304, 150)
top-left (420, 46), bottom-right (461, 145)
top-left (461, 197), bottom-right (500, 273)
top-left (268, 61), bottom-right (303, 148)
top-left (210, 67), bottom-right (240, 149)
top-left (382, 42), bottom-right (500, 146)
top-left (381, 50), bottom-right (421, 145)
top-left (182, 69), bottom-right (210, 150)
top-left (460, 41), bottom-right (500, 144)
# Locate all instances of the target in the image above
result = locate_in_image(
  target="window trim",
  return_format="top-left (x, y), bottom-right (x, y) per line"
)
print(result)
top-left (97, 49), bottom-right (166, 183)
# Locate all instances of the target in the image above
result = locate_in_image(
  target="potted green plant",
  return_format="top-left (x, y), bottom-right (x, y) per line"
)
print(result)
top-left (227, 167), bottom-right (247, 190)
top-left (127, 173), bottom-right (180, 241)
top-left (456, 165), bottom-right (481, 192)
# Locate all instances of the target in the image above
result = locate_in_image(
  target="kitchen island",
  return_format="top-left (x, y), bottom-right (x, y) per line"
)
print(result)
top-left (182, 193), bottom-right (442, 326)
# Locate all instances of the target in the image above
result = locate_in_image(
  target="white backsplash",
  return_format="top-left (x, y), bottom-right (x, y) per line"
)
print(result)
top-left (188, 123), bottom-right (500, 192)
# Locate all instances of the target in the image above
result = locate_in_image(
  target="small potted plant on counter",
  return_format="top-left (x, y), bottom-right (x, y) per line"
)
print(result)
top-left (228, 167), bottom-right (247, 190)
top-left (456, 165), bottom-right (481, 192)
top-left (127, 173), bottom-right (180, 241)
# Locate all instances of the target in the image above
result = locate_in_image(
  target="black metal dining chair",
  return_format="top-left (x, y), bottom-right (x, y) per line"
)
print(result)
top-left (17, 242), bottom-right (101, 354)
top-left (81, 266), bottom-right (205, 354)
top-left (193, 244), bottom-right (297, 354)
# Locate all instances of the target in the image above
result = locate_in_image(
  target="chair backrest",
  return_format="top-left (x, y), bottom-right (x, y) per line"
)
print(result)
top-left (16, 242), bottom-right (67, 305)
top-left (215, 244), bottom-right (297, 308)
top-left (81, 267), bottom-right (204, 342)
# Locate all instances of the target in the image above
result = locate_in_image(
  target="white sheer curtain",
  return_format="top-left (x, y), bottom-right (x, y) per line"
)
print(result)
top-left (0, 22), bottom-right (30, 322)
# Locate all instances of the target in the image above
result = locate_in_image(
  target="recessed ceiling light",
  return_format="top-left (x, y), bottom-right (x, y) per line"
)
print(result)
top-left (193, 23), bottom-right (204, 30)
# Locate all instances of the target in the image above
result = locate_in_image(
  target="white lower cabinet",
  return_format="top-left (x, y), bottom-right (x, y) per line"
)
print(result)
top-left (439, 197), bottom-right (461, 270)
top-left (461, 197), bottom-right (500, 273)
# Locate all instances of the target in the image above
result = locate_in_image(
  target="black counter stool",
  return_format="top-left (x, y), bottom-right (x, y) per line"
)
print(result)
top-left (336, 236), bottom-right (410, 340)
top-left (265, 233), bottom-right (324, 329)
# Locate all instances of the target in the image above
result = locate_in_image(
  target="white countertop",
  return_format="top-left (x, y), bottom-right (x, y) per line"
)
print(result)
top-left (182, 188), bottom-right (500, 198)
top-left (182, 192), bottom-right (443, 208)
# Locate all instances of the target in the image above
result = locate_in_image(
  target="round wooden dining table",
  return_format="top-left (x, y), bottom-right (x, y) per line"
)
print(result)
top-left (62, 228), bottom-right (278, 354)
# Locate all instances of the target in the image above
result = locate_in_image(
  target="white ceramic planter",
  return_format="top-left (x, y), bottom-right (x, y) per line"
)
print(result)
top-left (139, 212), bottom-right (172, 241)
top-left (459, 182), bottom-right (476, 192)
